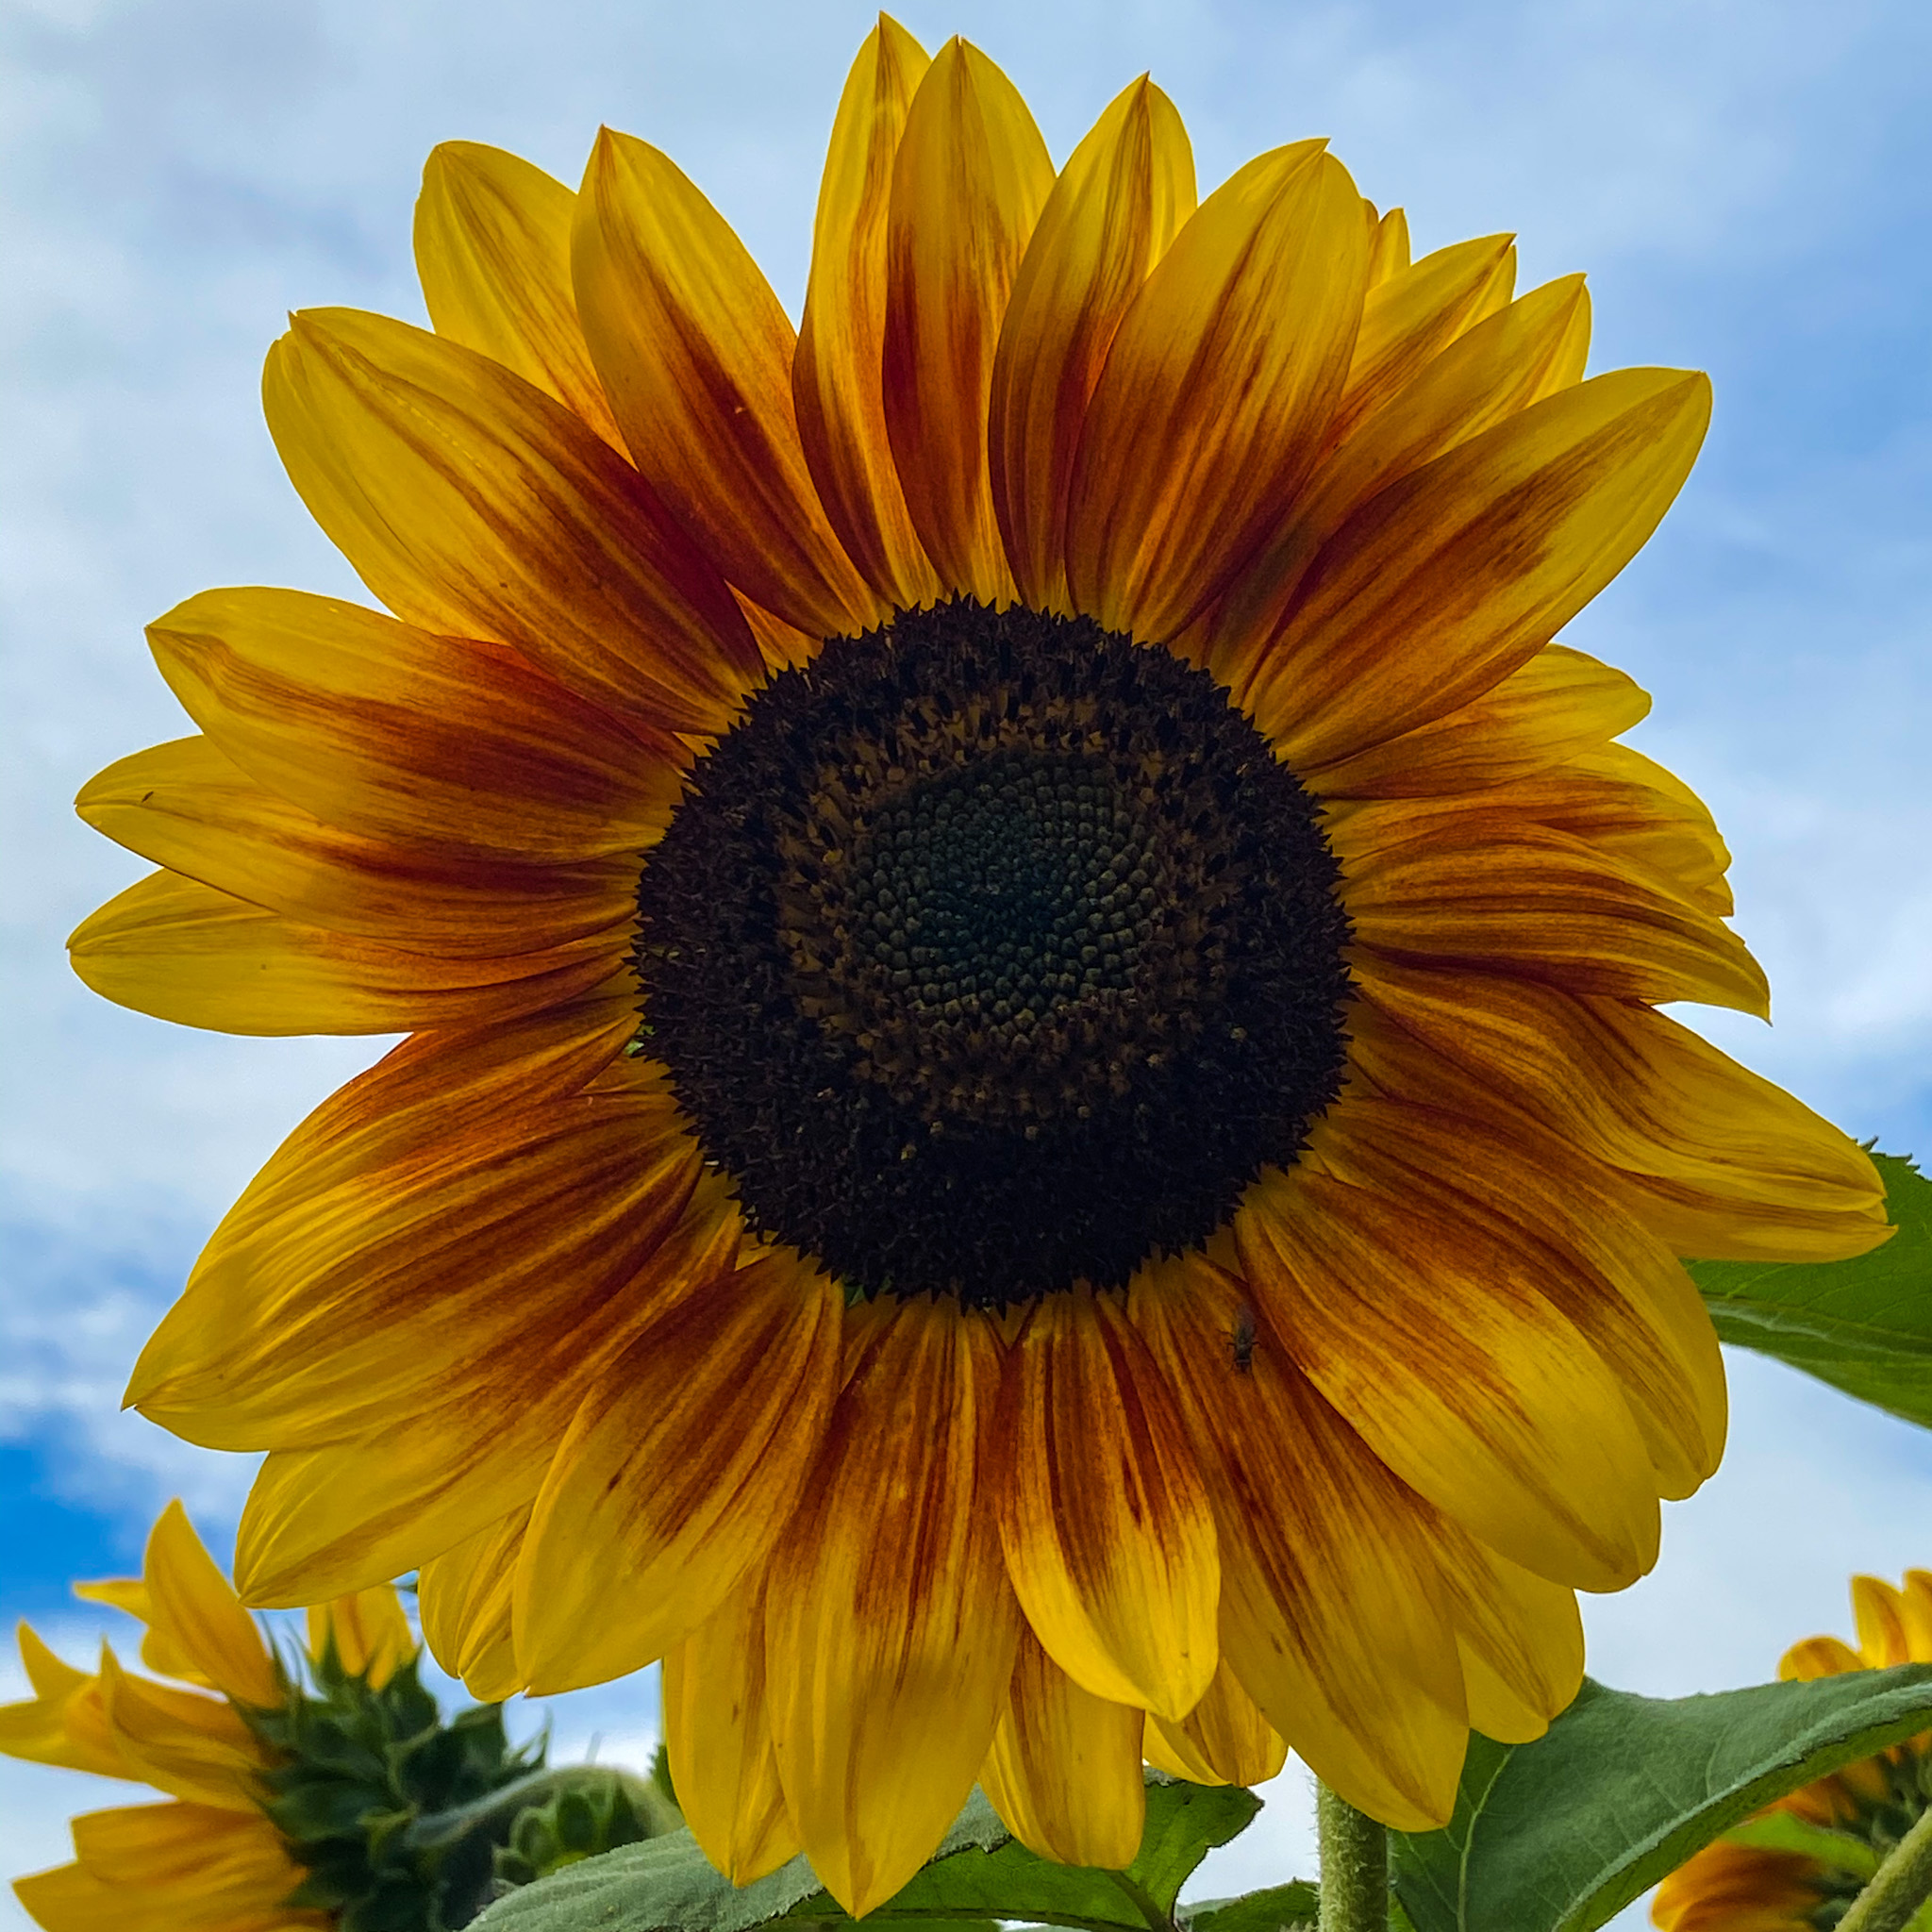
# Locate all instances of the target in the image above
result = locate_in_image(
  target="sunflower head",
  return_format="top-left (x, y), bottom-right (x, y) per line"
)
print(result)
top-left (70, 14), bottom-right (1895, 1918)
top-left (1653, 1571), bottom-right (1932, 1931)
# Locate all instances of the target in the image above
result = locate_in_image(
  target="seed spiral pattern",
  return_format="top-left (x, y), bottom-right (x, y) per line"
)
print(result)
top-left (635, 600), bottom-right (1354, 1306)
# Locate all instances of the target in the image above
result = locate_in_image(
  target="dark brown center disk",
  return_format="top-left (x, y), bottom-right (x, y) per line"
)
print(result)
top-left (634, 599), bottom-right (1353, 1307)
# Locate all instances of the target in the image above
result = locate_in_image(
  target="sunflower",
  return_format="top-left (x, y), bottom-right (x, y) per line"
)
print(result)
top-left (70, 15), bottom-right (1890, 1915)
top-left (0, 1500), bottom-right (409, 1931)
top-left (1652, 1570), bottom-right (1932, 1931)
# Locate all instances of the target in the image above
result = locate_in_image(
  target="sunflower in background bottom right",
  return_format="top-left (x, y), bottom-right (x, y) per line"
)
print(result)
top-left (1653, 1570), bottom-right (1932, 1930)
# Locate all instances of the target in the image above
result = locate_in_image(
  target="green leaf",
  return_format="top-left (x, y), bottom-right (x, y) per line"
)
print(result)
top-left (1720, 1808), bottom-right (1881, 1880)
top-left (473, 1774), bottom-right (1258, 1932)
top-left (1389, 1667), bottom-right (1932, 1932)
top-left (1690, 1151), bottom-right (1932, 1426)
top-left (1177, 1882), bottom-right (1320, 1932)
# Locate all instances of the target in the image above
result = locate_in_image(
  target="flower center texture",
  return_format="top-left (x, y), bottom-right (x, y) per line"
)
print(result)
top-left (635, 599), bottom-right (1354, 1307)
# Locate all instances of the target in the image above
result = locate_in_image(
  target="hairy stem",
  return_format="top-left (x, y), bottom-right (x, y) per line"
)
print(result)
top-left (1318, 1783), bottom-right (1388, 1932)
top-left (1840, 1806), bottom-right (1932, 1932)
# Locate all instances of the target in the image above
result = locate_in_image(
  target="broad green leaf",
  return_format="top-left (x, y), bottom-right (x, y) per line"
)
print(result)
top-left (1721, 1808), bottom-right (1880, 1880)
top-left (1178, 1881), bottom-right (1320, 1932)
top-left (474, 1774), bottom-right (1259, 1932)
top-left (1389, 1666), bottom-right (1932, 1932)
top-left (1690, 1152), bottom-right (1932, 1427)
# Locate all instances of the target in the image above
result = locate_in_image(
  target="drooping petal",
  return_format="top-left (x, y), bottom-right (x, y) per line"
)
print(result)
top-left (1144, 1657), bottom-right (1288, 1788)
top-left (1247, 366), bottom-right (1710, 769)
top-left (127, 1041), bottom-right (704, 1449)
top-left (1430, 1527), bottom-right (1585, 1746)
top-left (94, 1652), bottom-right (265, 1810)
top-left (66, 1800), bottom-right (306, 1926)
top-left (308, 1584), bottom-right (413, 1687)
top-left (418, 1507), bottom-right (527, 1702)
top-left (516, 1249), bottom-right (842, 1693)
top-left (988, 76), bottom-right (1195, 611)
top-left (1235, 1158), bottom-right (1661, 1593)
top-left (995, 1289), bottom-right (1218, 1721)
top-left (1304, 642), bottom-right (1647, 800)
top-left (0, 1630), bottom-right (128, 1780)
top-left (1131, 1257), bottom-right (1470, 1830)
top-left (1355, 962), bottom-right (1890, 1261)
top-left (882, 37), bottom-right (1054, 603)
top-left (146, 587), bottom-right (686, 864)
top-left (574, 130), bottom-right (883, 638)
top-left (764, 1298), bottom-right (1021, 1917)
top-left (263, 308), bottom-right (761, 738)
top-left (793, 17), bottom-right (941, 610)
top-left (980, 1625), bottom-right (1146, 1870)
top-left (139, 1504), bottom-right (278, 1710)
top-left (78, 738), bottom-right (637, 959)
top-left (1062, 143), bottom-right (1368, 641)
top-left (414, 141), bottom-right (623, 444)
top-left (663, 1572), bottom-right (802, 1887)
top-left (69, 870), bottom-right (618, 1037)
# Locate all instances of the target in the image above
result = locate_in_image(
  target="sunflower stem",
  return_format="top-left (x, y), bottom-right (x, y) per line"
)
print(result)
top-left (1317, 1783), bottom-right (1388, 1932)
top-left (1840, 1805), bottom-right (1932, 1932)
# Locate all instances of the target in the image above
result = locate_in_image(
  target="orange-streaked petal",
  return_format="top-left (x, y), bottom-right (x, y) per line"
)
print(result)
top-left (78, 738), bottom-right (637, 960)
top-left (308, 1585), bottom-right (413, 1688)
top-left (765, 1298), bottom-right (1021, 1917)
top-left (1063, 144), bottom-right (1367, 641)
top-left (263, 307), bottom-right (761, 739)
top-left (996, 1289), bottom-right (1218, 1721)
top-left (663, 1572), bottom-right (802, 1887)
top-left (140, 1504), bottom-right (278, 1710)
top-left (414, 141), bottom-right (623, 445)
top-left (1781, 1635), bottom-right (1864, 1683)
top-left (419, 1507), bottom-right (526, 1702)
top-left (1431, 1527), bottom-right (1585, 1745)
top-left (981, 1624), bottom-right (1146, 1869)
top-left (1236, 1158), bottom-right (1660, 1593)
top-left (1132, 1257), bottom-right (1469, 1830)
top-left (127, 1044), bottom-right (704, 1449)
top-left (1145, 1657), bottom-right (1288, 1788)
top-left (146, 586), bottom-right (686, 864)
top-left (988, 75), bottom-right (1194, 612)
top-left (1305, 642), bottom-right (1648, 800)
top-left (574, 129), bottom-right (882, 638)
top-left (69, 870), bottom-right (618, 1037)
top-left (882, 37), bottom-right (1054, 603)
top-left (794, 17), bottom-right (941, 610)
top-left (1249, 366), bottom-right (1709, 769)
top-left (516, 1249), bottom-right (842, 1692)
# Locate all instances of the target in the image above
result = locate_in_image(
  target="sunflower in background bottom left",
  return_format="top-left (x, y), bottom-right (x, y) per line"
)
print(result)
top-left (0, 1498), bottom-right (529, 1932)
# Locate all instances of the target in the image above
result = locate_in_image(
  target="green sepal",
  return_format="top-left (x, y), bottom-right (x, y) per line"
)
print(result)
top-left (471, 1772), bottom-right (1258, 1932)
top-left (1691, 1151), bottom-right (1932, 1428)
top-left (487, 1767), bottom-right (680, 1888)
top-left (1388, 1667), bottom-right (1932, 1932)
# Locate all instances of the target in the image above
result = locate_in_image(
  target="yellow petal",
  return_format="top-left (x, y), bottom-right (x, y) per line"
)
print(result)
top-left (794, 17), bottom-right (941, 610)
top-left (146, 586), bottom-right (686, 865)
top-left (95, 1652), bottom-right (265, 1810)
top-left (882, 37), bottom-right (1054, 602)
top-left (988, 75), bottom-right (1195, 612)
top-left (1356, 962), bottom-right (1890, 1262)
top-left (418, 1507), bottom-right (527, 1702)
top-left (1853, 1576), bottom-right (1913, 1669)
top-left (263, 307), bottom-right (761, 739)
top-left (128, 1040), bottom-right (707, 1451)
top-left (516, 1249), bottom-right (842, 1692)
top-left (140, 1505), bottom-right (278, 1710)
top-left (1131, 1257), bottom-right (1469, 1831)
top-left (663, 1571), bottom-right (802, 1887)
top-left (70, 869), bottom-right (617, 1037)
top-left (1236, 1156), bottom-right (1661, 1594)
top-left (70, 1797), bottom-right (293, 1895)
top-left (996, 1289), bottom-right (1219, 1721)
top-left (1428, 1524), bottom-right (1584, 1745)
top-left (78, 738), bottom-right (636, 961)
top-left (574, 129), bottom-right (882, 639)
top-left (764, 1298), bottom-right (1021, 1917)
top-left (414, 141), bottom-right (623, 445)
top-left (1249, 366), bottom-right (1709, 769)
top-left (1780, 1635), bottom-right (1864, 1682)
top-left (1305, 642), bottom-right (1648, 800)
top-left (1145, 1658), bottom-right (1288, 1789)
top-left (1063, 143), bottom-right (1368, 641)
top-left (1901, 1572), bottom-right (1932, 1662)
top-left (1367, 207), bottom-right (1409, 284)
top-left (308, 1585), bottom-right (414, 1688)
top-left (0, 1629), bottom-right (129, 1780)
top-left (981, 1625), bottom-right (1145, 1869)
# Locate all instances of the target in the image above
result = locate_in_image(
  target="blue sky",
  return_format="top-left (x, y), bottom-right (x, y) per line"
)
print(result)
top-left (2, 0), bottom-right (1930, 1917)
